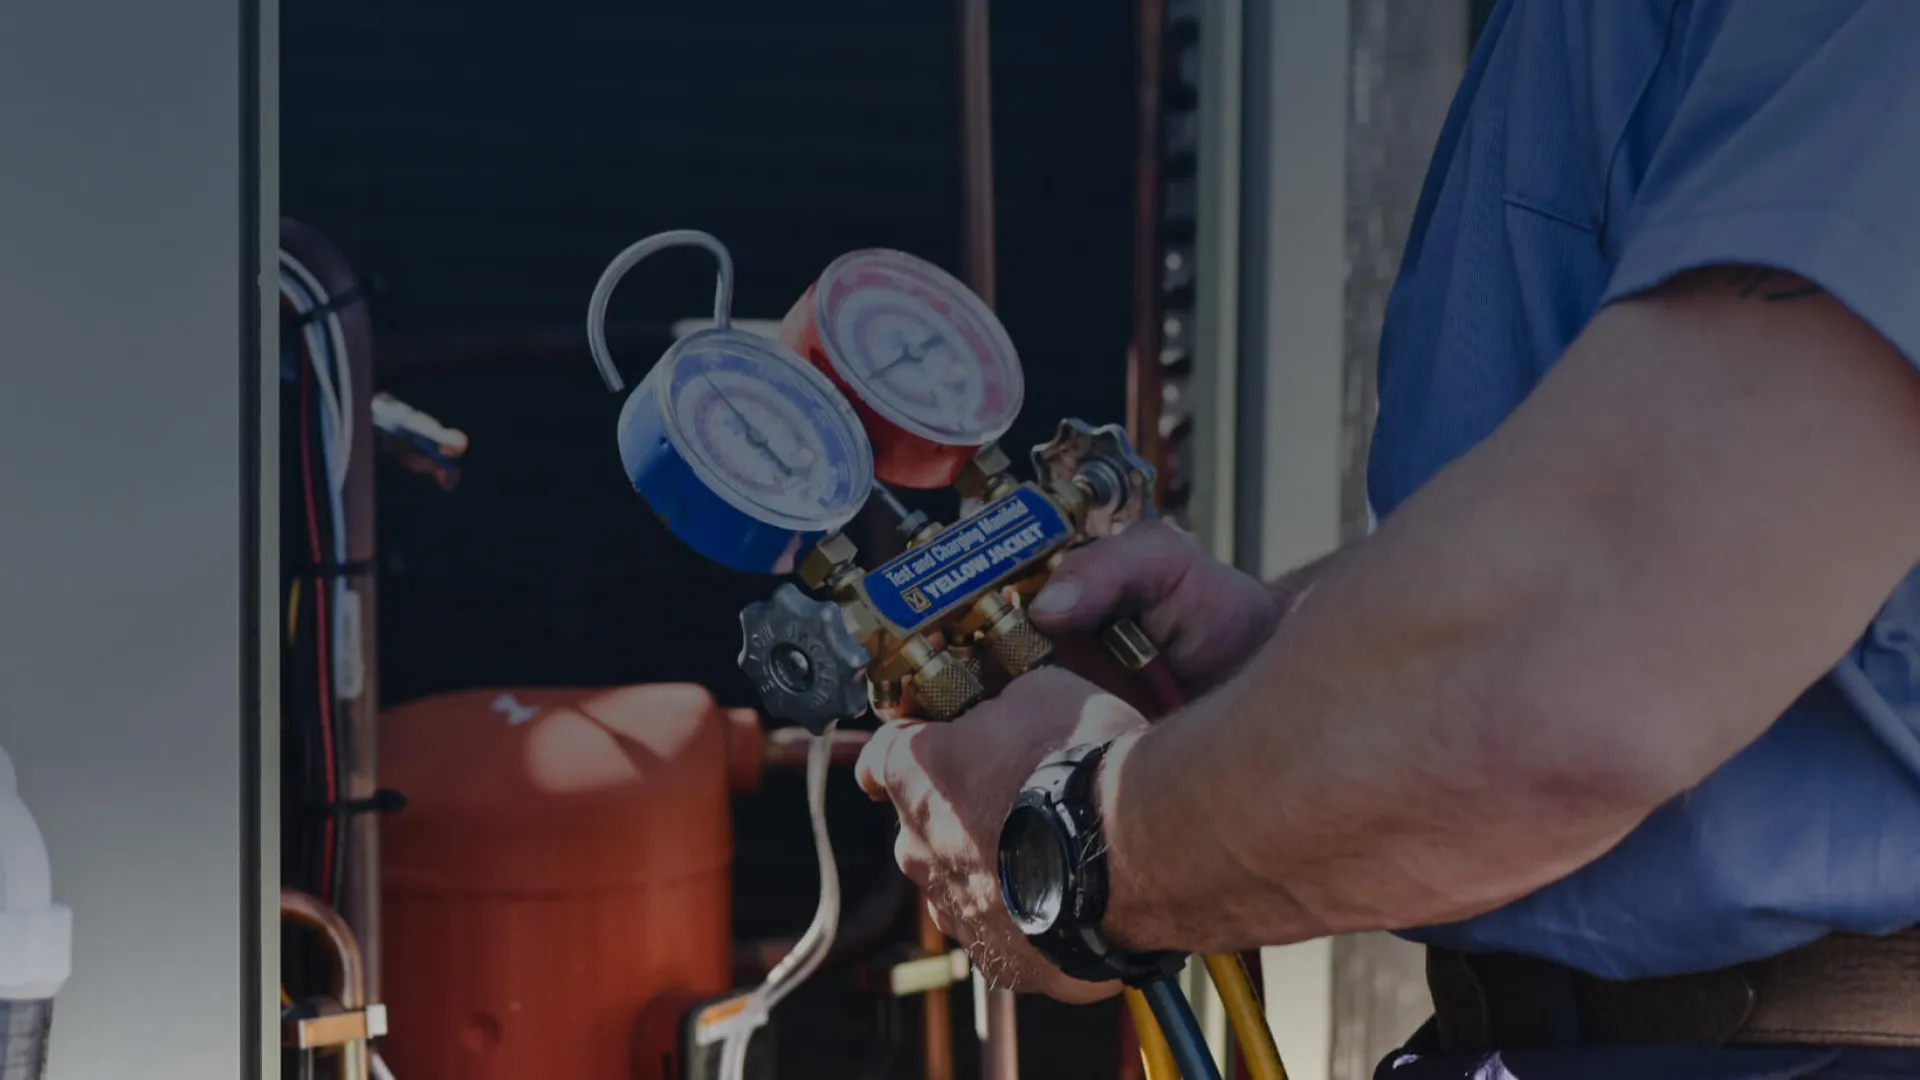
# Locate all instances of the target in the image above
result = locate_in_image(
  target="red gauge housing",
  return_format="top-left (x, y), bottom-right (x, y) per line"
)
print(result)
top-left (780, 249), bottom-right (1024, 489)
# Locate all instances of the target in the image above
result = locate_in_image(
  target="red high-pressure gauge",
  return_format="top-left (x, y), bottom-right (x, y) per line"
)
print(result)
top-left (780, 249), bottom-right (1025, 489)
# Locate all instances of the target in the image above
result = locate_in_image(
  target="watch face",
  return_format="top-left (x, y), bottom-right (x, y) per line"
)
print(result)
top-left (998, 805), bottom-right (1068, 935)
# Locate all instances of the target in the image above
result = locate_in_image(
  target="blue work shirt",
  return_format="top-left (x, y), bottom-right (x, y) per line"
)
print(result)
top-left (1374, 0), bottom-right (1920, 981)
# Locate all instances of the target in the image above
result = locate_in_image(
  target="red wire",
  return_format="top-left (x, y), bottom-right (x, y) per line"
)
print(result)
top-left (298, 343), bottom-right (338, 901)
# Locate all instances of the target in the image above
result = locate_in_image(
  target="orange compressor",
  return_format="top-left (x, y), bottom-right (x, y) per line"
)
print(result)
top-left (377, 683), bottom-right (768, 1080)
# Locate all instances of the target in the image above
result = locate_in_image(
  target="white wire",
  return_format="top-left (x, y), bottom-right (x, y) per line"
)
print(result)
top-left (370, 1051), bottom-right (398, 1080)
top-left (279, 265), bottom-right (345, 474)
top-left (279, 252), bottom-right (354, 492)
top-left (716, 721), bottom-right (842, 1080)
top-left (278, 268), bottom-right (342, 480)
top-left (283, 251), bottom-right (354, 474)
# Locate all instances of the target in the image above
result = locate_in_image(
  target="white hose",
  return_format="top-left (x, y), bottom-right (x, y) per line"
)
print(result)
top-left (716, 721), bottom-right (842, 1080)
top-left (586, 229), bottom-right (737, 393)
top-left (370, 1051), bottom-right (397, 1080)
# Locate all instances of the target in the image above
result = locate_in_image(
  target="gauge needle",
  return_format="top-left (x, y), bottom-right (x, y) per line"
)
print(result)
top-left (873, 332), bottom-right (947, 379)
top-left (706, 374), bottom-right (794, 478)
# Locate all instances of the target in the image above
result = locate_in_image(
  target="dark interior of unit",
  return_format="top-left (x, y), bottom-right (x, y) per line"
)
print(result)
top-left (283, 2), bottom-right (1137, 1075)
top-left (1470, 0), bottom-right (1498, 46)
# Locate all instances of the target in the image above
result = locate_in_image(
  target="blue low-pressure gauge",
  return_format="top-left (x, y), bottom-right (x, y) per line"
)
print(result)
top-left (589, 230), bottom-right (875, 574)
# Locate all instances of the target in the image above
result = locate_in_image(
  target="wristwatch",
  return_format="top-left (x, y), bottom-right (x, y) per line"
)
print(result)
top-left (996, 740), bottom-right (1184, 986)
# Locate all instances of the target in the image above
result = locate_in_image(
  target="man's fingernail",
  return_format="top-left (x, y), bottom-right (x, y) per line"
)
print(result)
top-left (1031, 581), bottom-right (1081, 615)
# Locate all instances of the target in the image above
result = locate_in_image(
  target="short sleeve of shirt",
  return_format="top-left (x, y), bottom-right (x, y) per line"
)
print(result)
top-left (1603, 1), bottom-right (1920, 369)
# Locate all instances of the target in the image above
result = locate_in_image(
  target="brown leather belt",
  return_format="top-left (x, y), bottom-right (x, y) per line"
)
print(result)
top-left (1427, 931), bottom-right (1920, 1053)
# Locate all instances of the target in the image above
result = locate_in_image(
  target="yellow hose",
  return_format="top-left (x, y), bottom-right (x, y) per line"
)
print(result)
top-left (1203, 954), bottom-right (1288, 1080)
top-left (1125, 986), bottom-right (1180, 1080)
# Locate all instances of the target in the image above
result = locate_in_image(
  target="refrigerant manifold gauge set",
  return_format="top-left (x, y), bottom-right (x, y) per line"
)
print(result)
top-left (586, 229), bottom-right (1158, 733)
top-left (585, 229), bottom-right (1286, 1080)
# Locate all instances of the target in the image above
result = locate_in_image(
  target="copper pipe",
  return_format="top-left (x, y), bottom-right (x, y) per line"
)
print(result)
top-left (1127, 0), bottom-right (1169, 503)
top-left (957, 4), bottom-right (1018, 1076)
top-left (281, 888), bottom-right (370, 1080)
top-left (762, 726), bottom-right (870, 773)
top-left (282, 219), bottom-right (383, 1006)
top-left (959, 0), bottom-right (996, 306)
top-left (920, 901), bottom-right (956, 1080)
top-left (983, 985), bottom-right (1020, 1080)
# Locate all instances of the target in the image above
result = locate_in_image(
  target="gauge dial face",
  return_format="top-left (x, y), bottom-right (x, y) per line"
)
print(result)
top-left (815, 250), bottom-right (1024, 446)
top-left (662, 333), bottom-right (873, 532)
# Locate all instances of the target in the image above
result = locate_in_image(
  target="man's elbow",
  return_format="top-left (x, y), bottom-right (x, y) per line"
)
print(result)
top-left (1476, 659), bottom-right (1775, 827)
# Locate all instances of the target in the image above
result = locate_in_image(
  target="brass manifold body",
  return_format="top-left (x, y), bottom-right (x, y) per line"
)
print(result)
top-left (740, 420), bottom-right (1157, 729)
top-left (825, 449), bottom-right (1077, 721)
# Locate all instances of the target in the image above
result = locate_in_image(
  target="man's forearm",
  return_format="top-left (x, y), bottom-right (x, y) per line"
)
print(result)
top-left (1095, 513), bottom-right (1633, 953)
top-left (1089, 271), bottom-right (1920, 955)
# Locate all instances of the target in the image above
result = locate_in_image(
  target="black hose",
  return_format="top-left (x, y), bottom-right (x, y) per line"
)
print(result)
top-left (0, 999), bottom-right (54, 1080)
top-left (1141, 976), bottom-right (1222, 1080)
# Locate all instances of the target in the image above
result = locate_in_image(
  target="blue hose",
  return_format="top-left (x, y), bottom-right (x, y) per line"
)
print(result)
top-left (1141, 976), bottom-right (1222, 1080)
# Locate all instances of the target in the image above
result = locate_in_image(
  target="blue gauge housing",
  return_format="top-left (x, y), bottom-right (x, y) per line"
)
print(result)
top-left (618, 329), bottom-right (874, 575)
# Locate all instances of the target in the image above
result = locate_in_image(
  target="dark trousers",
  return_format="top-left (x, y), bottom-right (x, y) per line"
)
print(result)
top-left (1376, 1021), bottom-right (1920, 1079)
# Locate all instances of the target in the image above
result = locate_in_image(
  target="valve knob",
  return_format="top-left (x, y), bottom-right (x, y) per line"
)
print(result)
top-left (738, 584), bottom-right (873, 733)
top-left (1032, 419), bottom-right (1158, 539)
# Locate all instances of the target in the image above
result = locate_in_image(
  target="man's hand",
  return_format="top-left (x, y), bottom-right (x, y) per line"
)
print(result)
top-left (1030, 521), bottom-right (1287, 694)
top-left (853, 667), bottom-right (1146, 1003)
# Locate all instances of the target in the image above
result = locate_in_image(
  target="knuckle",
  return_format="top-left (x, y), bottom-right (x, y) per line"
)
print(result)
top-left (893, 824), bottom-right (924, 862)
top-left (1128, 518), bottom-right (1198, 555)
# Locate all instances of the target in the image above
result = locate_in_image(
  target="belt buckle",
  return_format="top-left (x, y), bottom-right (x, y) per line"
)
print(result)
top-left (1581, 965), bottom-right (1758, 1046)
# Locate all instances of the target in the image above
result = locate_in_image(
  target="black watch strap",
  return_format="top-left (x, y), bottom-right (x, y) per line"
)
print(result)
top-left (1002, 740), bottom-right (1185, 986)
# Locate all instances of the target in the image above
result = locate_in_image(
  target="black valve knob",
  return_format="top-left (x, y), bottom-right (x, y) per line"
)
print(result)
top-left (738, 584), bottom-right (873, 733)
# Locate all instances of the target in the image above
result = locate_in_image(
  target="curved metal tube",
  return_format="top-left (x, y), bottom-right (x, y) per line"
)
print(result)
top-left (762, 726), bottom-right (870, 773)
top-left (281, 888), bottom-right (369, 1080)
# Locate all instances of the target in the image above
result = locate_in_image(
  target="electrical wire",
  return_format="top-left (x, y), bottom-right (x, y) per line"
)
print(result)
top-left (297, 355), bottom-right (339, 902)
top-left (371, 1052), bottom-right (398, 1080)
top-left (279, 253), bottom-right (353, 491)
top-left (281, 256), bottom-right (353, 698)
top-left (716, 721), bottom-right (843, 1080)
top-left (281, 247), bottom-right (359, 907)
